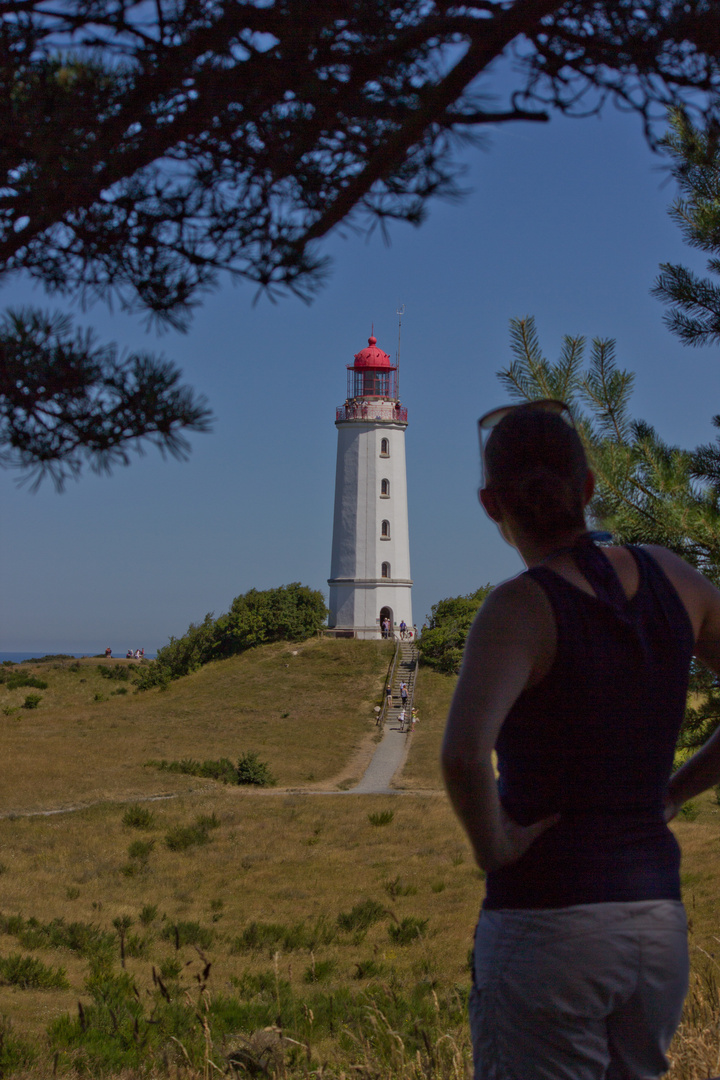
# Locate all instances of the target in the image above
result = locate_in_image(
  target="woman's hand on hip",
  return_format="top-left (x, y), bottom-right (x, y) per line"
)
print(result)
top-left (480, 809), bottom-right (560, 873)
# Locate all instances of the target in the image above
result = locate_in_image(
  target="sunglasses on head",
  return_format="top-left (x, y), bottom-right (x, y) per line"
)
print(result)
top-left (477, 399), bottom-right (575, 488)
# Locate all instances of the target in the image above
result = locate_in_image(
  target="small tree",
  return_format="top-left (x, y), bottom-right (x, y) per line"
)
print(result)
top-left (419, 586), bottom-right (492, 674)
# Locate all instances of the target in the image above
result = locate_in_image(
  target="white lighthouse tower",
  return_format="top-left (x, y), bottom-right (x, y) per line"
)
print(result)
top-left (328, 331), bottom-right (413, 638)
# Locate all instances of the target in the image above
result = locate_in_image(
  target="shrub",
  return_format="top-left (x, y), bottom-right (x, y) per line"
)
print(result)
top-left (0, 915), bottom-right (117, 962)
top-left (303, 959), bottom-right (336, 983)
top-left (0, 953), bottom-right (68, 989)
top-left (388, 917), bottom-right (428, 945)
top-left (368, 810), bottom-right (394, 826)
top-left (0, 672), bottom-right (48, 690)
top-left (419, 586), bottom-right (493, 673)
top-left (146, 757), bottom-right (239, 784)
top-left (122, 804), bottom-right (156, 830)
top-left (337, 900), bottom-right (387, 933)
top-left (139, 905), bottom-right (158, 926)
top-left (164, 815), bottom-right (218, 852)
top-left (127, 839), bottom-right (155, 861)
top-left (97, 665), bottom-right (132, 681)
top-left (160, 921), bottom-right (214, 949)
top-left (353, 958), bottom-right (386, 980)
top-left (0, 1016), bottom-right (35, 1072)
top-left (236, 751), bottom-right (275, 787)
top-left (22, 693), bottom-right (42, 709)
top-left (232, 919), bottom-right (335, 953)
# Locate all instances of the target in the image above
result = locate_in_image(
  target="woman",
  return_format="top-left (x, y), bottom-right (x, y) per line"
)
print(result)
top-left (441, 401), bottom-right (720, 1080)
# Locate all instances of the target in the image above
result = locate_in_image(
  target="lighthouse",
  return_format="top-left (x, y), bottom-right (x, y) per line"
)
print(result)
top-left (328, 331), bottom-right (413, 638)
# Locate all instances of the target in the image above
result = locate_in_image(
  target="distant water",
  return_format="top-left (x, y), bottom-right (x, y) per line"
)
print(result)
top-left (0, 651), bottom-right (156, 663)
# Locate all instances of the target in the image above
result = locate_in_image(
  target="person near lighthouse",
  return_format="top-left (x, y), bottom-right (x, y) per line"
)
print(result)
top-left (442, 400), bottom-right (720, 1080)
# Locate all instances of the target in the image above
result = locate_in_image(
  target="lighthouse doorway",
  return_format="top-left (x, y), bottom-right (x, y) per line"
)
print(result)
top-left (380, 606), bottom-right (393, 639)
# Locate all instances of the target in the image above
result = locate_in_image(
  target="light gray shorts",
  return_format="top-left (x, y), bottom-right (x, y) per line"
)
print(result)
top-left (469, 900), bottom-right (688, 1080)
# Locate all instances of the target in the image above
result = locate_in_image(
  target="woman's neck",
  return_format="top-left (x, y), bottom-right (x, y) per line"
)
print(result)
top-left (514, 526), bottom-right (591, 569)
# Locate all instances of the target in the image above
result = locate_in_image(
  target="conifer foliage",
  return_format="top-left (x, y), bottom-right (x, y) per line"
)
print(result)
top-left (654, 110), bottom-right (720, 349)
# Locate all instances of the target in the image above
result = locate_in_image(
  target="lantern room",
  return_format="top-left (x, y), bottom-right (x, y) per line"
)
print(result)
top-left (347, 335), bottom-right (398, 400)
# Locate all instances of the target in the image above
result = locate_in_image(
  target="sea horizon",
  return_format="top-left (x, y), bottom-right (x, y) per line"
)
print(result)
top-left (0, 651), bottom-right (157, 663)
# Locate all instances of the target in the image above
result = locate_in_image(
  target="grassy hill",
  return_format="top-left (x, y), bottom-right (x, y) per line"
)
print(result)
top-left (0, 642), bottom-right (716, 1078)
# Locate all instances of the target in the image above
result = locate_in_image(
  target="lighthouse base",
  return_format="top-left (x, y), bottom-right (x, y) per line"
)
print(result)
top-left (327, 578), bottom-right (413, 640)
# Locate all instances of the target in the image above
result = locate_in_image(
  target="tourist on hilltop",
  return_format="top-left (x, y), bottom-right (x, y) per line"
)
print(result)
top-left (126, 649), bottom-right (133, 659)
top-left (399, 619), bottom-right (407, 639)
top-left (442, 400), bottom-right (720, 1080)
top-left (105, 647), bottom-right (112, 658)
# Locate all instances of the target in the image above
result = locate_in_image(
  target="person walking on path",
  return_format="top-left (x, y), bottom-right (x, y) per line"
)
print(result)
top-left (385, 684), bottom-right (392, 710)
top-left (411, 707), bottom-right (419, 731)
top-left (442, 400), bottom-right (720, 1080)
top-left (400, 682), bottom-right (408, 708)
top-left (398, 708), bottom-right (406, 732)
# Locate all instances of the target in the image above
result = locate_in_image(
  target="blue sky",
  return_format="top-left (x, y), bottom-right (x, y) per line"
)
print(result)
top-left (2, 97), bottom-right (720, 654)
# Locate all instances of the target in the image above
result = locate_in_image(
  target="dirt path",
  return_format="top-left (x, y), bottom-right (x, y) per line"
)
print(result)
top-left (345, 715), bottom-right (411, 793)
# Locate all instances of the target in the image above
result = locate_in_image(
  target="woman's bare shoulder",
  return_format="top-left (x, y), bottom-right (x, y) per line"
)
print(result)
top-left (469, 572), bottom-right (554, 641)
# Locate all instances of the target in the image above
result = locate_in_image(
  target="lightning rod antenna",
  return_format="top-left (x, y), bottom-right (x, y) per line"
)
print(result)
top-left (395, 305), bottom-right (405, 401)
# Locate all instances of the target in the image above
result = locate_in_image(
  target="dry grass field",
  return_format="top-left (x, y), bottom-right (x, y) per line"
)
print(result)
top-left (0, 642), bottom-right (717, 1078)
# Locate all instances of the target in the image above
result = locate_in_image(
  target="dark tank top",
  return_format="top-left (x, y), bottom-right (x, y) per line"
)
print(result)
top-left (484, 540), bottom-right (695, 910)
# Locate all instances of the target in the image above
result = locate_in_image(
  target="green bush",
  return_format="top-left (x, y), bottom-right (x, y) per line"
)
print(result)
top-left (0, 953), bottom-right (68, 989)
top-left (139, 904), bottom-right (158, 926)
top-left (97, 665), bottom-right (132, 680)
top-left (337, 900), bottom-right (387, 933)
top-left (122, 804), bottom-right (156, 830)
top-left (0, 671), bottom-right (48, 690)
top-left (236, 751), bottom-right (275, 787)
top-left (160, 921), bottom-right (214, 949)
top-left (368, 810), bottom-right (394, 826)
top-left (0, 1016), bottom-right (35, 1073)
top-left (232, 919), bottom-right (335, 953)
top-left (22, 693), bottom-right (42, 709)
top-left (419, 586), bottom-right (493, 673)
top-left (127, 839), bottom-right (155, 861)
top-left (388, 917), bottom-right (428, 945)
top-left (147, 757), bottom-right (238, 783)
top-left (164, 814), bottom-right (219, 852)
top-left (303, 959), bottom-right (336, 983)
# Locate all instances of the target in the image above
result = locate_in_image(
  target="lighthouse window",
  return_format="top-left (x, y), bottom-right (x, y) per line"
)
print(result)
top-left (380, 479), bottom-right (390, 498)
top-left (381, 562), bottom-right (390, 579)
top-left (381, 520), bottom-right (390, 539)
top-left (380, 438), bottom-right (390, 457)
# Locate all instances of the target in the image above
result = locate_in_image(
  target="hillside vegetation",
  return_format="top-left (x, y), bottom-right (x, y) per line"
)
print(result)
top-left (0, 644), bottom-right (717, 1078)
top-left (0, 638), bottom-right (393, 813)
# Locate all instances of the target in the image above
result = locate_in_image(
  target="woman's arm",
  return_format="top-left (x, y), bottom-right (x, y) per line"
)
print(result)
top-left (441, 575), bottom-right (558, 871)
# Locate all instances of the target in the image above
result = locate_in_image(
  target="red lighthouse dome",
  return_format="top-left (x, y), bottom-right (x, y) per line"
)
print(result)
top-left (353, 335), bottom-right (392, 370)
